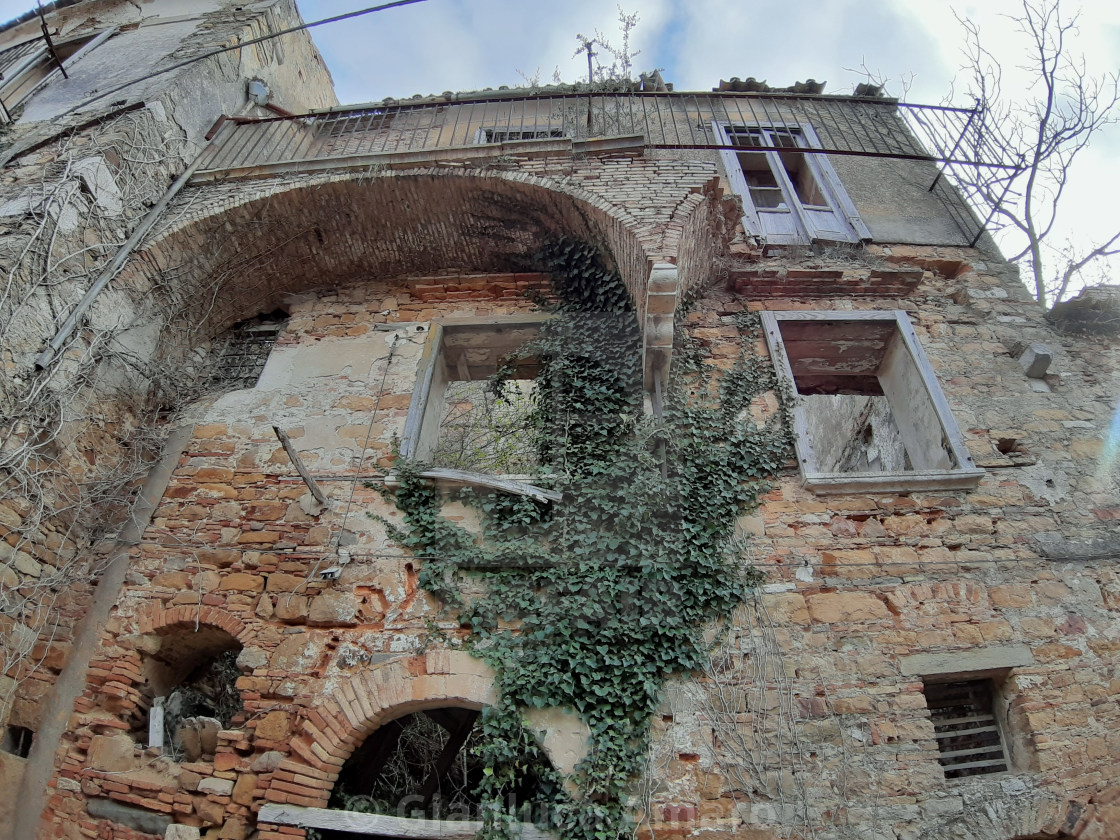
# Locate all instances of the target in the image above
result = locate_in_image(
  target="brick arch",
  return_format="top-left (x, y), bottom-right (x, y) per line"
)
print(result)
top-left (259, 650), bottom-right (498, 809)
top-left (135, 603), bottom-right (251, 643)
top-left (124, 165), bottom-right (685, 347)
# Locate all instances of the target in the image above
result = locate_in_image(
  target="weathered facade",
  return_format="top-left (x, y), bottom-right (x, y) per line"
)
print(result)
top-left (1, 3), bottom-right (1119, 840)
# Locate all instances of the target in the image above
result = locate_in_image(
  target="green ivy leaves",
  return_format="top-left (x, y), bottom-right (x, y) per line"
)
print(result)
top-left (380, 240), bottom-right (791, 840)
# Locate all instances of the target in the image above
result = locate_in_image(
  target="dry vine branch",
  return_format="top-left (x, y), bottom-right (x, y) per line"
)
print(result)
top-left (954, 0), bottom-right (1120, 307)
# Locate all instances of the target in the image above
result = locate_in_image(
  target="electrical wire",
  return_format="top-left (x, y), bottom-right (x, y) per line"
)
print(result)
top-left (52, 0), bottom-right (431, 120)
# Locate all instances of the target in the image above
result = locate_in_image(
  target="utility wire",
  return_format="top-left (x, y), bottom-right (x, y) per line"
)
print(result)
top-left (54, 0), bottom-right (430, 119)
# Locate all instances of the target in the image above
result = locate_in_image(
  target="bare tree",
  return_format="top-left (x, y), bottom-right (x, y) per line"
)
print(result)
top-left (957, 0), bottom-right (1120, 307)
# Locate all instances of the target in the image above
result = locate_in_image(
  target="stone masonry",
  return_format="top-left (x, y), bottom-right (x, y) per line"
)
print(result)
top-left (0, 2), bottom-right (1116, 840)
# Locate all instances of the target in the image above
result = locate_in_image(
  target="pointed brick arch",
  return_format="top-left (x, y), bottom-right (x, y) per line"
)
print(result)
top-left (259, 650), bottom-right (498, 810)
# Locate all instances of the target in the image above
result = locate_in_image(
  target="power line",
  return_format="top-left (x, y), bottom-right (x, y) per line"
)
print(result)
top-left (56, 0), bottom-right (430, 119)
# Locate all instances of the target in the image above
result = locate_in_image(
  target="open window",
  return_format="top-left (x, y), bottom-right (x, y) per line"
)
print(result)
top-left (761, 310), bottom-right (983, 493)
top-left (130, 625), bottom-right (244, 761)
top-left (402, 317), bottom-right (544, 475)
top-left (714, 122), bottom-right (870, 245)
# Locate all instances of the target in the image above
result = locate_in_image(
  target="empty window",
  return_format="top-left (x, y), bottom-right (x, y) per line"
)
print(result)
top-left (207, 309), bottom-right (287, 391)
top-left (924, 679), bottom-right (1009, 778)
top-left (402, 317), bottom-right (543, 475)
top-left (714, 123), bottom-right (870, 245)
top-left (475, 127), bottom-right (564, 143)
top-left (761, 310), bottom-right (983, 493)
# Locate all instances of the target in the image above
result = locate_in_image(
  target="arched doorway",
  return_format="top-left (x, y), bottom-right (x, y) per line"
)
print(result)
top-left (320, 705), bottom-right (557, 837)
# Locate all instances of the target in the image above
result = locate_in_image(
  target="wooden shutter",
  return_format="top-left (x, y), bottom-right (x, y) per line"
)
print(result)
top-left (712, 121), bottom-right (763, 238)
top-left (800, 123), bottom-right (872, 242)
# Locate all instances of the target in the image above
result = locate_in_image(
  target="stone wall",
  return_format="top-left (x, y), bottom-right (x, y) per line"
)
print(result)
top-left (0, 0), bottom-right (336, 831)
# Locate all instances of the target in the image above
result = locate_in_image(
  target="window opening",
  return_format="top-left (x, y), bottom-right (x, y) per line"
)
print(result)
top-left (1, 724), bottom-right (33, 758)
top-left (761, 310), bottom-right (983, 493)
top-left (477, 127), bottom-right (564, 144)
top-left (403, 317), bottom-right (544, 475)
top-left (207, 309), bottom-right (287, 391)
top-left (0, 30), bottom-right (107, 120)
top-left (924, 679), bottom-right (1009, 778)
top-left (130, 626), bottom-right (244, 761)
top-left (327, 707), bottom-right (552, 828)
top-left (715, 122), bottom-right (870, 245)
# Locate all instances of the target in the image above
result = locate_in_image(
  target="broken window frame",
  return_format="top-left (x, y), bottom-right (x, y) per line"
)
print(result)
top-left (761, 309), bottom-right (983, 493)
top-left (923, 677), bottom-right (1012, 779)
top-left (713, 121), bottom-right (871, 245)
top-left (401, 315), bottom-right (548, 479)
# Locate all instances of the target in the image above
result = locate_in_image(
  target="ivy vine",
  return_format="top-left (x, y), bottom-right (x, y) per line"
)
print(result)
top-left (376, 239), bottom-right (792, 840)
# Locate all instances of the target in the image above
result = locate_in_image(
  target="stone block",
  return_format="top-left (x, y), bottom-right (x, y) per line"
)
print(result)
top-left (1018, 342), bottom-right (1053, 378)
top-left (806, 592), bottom-right (889, 623)
top-left (274, 594), bottom-right (310, 622)
top-left (197, 776), bottom-right (235, 796)
top-left (898, 644), bottom-right (1034, 677)
top-left (87, 733), bottom-right (137, 772)
top-left (166, 827), bottom-right (201, 840)
top-left (255, 711), bottom-right (291, 741)
top-left (308, 590), bottom-right (358, 625)
top-left (219, 572), bottom-right (265, 592)
top-left (251, 750), bottom-right (284, 772)
top-left (87, 798), bottom-right (172, 835)
top-left (231, 772), bottom-right (257, 805)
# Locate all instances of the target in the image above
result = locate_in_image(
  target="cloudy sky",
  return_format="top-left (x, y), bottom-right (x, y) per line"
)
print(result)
top-left (0, 0), bottom-right (1115, 293)
top-left (292, 0), bottom-right (1119, 295)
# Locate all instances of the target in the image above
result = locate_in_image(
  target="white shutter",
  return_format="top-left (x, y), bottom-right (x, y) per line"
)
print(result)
top-left (712, 121), bottom-right (762, 238)
top-left (800, 124), bottom-right (872, 242)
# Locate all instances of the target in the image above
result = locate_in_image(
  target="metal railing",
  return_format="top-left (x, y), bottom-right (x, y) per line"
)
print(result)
top-left (193, 91), bottom-right (1019, 245)
top-left (197, 91), bottom-right (1013, 171)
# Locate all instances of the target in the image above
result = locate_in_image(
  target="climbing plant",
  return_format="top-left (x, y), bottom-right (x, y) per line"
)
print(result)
top-left (377, 238), bottom-right (791, 840)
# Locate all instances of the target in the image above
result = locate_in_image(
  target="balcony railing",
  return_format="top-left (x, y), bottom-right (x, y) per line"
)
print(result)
top-left (193, 91), bottom-right (1018, 244)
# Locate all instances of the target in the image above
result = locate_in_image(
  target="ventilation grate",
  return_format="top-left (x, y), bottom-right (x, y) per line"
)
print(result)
top-left (925, 679), bottom-right (1008, 778)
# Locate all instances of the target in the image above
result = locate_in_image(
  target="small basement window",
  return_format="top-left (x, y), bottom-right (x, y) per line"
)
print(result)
top-left (402, 317), bottom-right (544, 475)
top-left (924, 679), bottom-right (1009, 778)
top-left (1, 724), bottom-right (33, 758)
top-left (207, 309), bottom-right (287, 391)
top-left (761, 310), bottom-right (983, 493)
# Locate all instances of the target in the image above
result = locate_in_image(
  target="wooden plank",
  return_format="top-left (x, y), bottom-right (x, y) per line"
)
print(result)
top-left (933, 725), bottom-right (1000, 739)
top-left (257, 804), bottom-right (555, 840)
top-left (272, 426), bottom-right (330, 508)
top-left (942, 757), bottom-right (1008, 772)
top-left (937, 744), bottom-right (1005, 759)
top-left (384, 468), bottom-right (561, 503)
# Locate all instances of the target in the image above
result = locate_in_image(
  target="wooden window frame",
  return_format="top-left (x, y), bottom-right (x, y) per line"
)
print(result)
top-left (398, 316), bottom-right (562, 502)
top-left (714, 121), bottom-right (871, 245)
top-left (761, 310), bottom-right (983, 494)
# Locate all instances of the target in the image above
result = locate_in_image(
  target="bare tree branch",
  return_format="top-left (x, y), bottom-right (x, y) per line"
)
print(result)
top-left (954, 0), bottom-right (1120, 307)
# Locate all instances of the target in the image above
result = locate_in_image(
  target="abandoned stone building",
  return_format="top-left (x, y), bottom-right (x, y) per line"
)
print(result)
top-left (0, 2), bottom-right (1118, 840)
